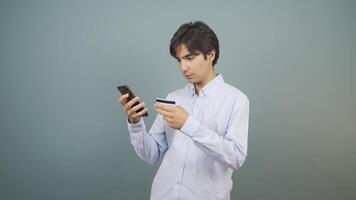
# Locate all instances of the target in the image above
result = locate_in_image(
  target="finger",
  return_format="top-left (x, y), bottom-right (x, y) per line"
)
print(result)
top-left (127, 101), bottom-right (145, 116)
top-left (155, 103), bottom-right (174, 112)
top-left (127, 96), bottom-right (140, 107)
top-left (132, 102), bottom-right (145, 112)
top-left (119, 94), bottom-right (129, 105)
top-left (124, 97), bottom-right (140, 112)
top-left (127, 107), bottom-right (136, 117)
top-left (163, 116), bottom-right (173, 124)
top-left (132, 108), bottom-right (148, 118)
top-left (156, 107), bottom-right (172, 117)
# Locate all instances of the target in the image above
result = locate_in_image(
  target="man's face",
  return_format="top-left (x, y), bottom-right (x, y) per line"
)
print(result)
top-left (175, 44), bottom-right (215, 84)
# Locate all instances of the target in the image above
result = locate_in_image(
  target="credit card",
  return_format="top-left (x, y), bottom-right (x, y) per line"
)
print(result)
top-left (156, 98), bottom-right (176, 105)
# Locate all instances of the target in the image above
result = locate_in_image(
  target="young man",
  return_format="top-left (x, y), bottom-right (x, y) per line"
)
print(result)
top-left (119, 21), bottom-right (249, 200)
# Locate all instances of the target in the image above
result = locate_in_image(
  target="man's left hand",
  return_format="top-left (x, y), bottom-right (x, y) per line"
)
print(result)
top-left (154, 103), bottom-right (189, 130)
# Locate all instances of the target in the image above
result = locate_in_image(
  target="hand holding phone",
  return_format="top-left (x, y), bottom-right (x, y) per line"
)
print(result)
top-left (117, 85), bottom-right (148, 121)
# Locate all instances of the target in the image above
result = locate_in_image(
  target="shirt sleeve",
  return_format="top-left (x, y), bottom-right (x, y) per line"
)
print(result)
top-left (180, 96), bottom-right (249, 170)
top-left (128, 113), bottom-right (168, 165)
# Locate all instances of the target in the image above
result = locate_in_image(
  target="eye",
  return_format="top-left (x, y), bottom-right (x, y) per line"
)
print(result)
top-left (186, 57), bottom-right (194, 61)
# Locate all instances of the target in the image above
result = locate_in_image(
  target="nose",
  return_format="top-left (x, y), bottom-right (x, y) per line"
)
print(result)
top-left (179, 61), bottom-right (189, 73)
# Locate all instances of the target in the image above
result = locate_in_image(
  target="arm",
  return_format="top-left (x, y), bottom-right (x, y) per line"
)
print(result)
top-left (180, 97), bottom-right (249, 170)
top-left (118, 92), bottom-right (168, 165)
top-left (128, 114), bottom-right (168, 165)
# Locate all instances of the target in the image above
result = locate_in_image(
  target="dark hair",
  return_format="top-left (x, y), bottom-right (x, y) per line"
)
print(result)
top-left (170, 21), bottom-right (220, 66)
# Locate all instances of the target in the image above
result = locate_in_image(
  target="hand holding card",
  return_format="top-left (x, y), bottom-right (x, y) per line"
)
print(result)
top-left (154, 98), bottom-right (188, 130)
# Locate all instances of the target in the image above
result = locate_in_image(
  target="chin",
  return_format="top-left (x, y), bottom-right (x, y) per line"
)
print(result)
top-left (186, 78), bottom-right (196, 83)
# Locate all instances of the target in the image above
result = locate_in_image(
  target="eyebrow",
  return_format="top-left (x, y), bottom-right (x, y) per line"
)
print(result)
top-left (177, 53), bottom-right (200, 60)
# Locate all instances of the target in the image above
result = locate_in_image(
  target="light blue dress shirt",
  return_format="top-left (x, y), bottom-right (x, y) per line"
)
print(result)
top-left (127, 74), bottom-right (249, 200)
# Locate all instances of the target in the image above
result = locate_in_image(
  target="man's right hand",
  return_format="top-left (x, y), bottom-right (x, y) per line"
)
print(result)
top-left (118, 94), bottom-right (148, 124)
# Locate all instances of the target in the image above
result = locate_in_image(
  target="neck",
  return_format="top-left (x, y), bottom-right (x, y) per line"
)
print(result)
top-left (194, 69), bottom-right (216, 96)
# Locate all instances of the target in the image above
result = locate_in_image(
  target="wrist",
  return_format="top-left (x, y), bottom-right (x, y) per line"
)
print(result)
top-left (128, 117), bottom-right (139, 124)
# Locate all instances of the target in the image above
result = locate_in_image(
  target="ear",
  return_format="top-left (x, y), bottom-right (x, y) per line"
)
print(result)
top-left (207, 49), bottom-right (216, 62)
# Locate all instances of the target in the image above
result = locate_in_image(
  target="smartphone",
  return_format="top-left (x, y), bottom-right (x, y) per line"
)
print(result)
top-left (117, 85), bottom-right (148, 117)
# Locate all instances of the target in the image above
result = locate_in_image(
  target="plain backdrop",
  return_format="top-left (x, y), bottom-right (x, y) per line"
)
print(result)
top-left (0, 0), bottom-right (355, 199)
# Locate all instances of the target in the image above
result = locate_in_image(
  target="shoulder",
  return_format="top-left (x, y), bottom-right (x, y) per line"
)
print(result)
top-left (221, 82), bottom-right (249, 105)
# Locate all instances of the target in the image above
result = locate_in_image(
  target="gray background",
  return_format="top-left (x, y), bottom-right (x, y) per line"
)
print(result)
top-left (1, 0), bottom-right (355, 199)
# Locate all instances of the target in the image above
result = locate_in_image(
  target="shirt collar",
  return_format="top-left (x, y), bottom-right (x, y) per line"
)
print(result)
top-left (188, 73), bottom-right (224, 97)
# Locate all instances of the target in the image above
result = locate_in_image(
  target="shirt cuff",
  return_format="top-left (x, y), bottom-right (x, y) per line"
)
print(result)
top-left (180, 115), bottom-right (201, 137)
top-left (127, 118), bottom-right (145, 133)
